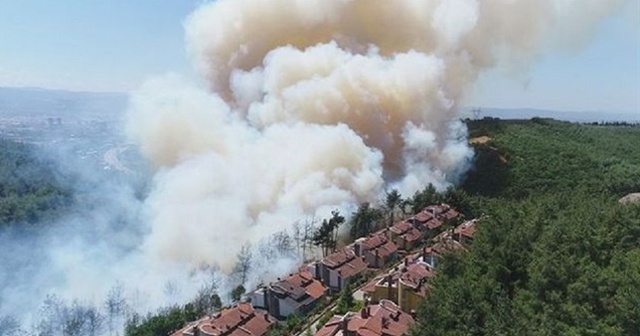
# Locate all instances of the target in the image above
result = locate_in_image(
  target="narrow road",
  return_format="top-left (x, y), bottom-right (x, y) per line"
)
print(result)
top-left (103, 146), bottom-right (132, 173)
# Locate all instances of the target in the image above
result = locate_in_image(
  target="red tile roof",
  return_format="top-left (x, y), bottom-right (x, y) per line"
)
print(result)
top-left (315, 300), bottom-right (414, 336)
top-left (399, 263), bottom-right (435, 297)
top-left (322, 248), bottom-right (357, 268)
top-left (390, 221), bottom-right (413, 235)
top-left (359, 232), bottom-right (398, 262)
top-left (454, 219), bottom-right (477, 239)
top-left (401, 228), bottom-right (423, 242)
top-left (413, 211), bottom-right (434, 223)
top-left (422, 204), bottom-right (460, 222)
top-left (376, 240), bottom-right (398, 258)
top-left (322, 247), bottom-right (368, 278)
top-left (336, 254), bottom-right (368, 278)
top-left (174, 304), bottom-right (274, 336)
top-left (359, 232), bottom-right (389, 250)
top-left (424, 217), bottom-right (443, 230)
top-left (272, 271), bottom-right (328, 301)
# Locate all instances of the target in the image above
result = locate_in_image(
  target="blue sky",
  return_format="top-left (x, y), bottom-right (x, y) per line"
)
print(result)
top-left (0, 0), bottom-right (638, 113)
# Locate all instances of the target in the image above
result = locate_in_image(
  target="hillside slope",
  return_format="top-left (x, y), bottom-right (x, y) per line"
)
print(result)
top-left (412, 119), bottom-right (640, 336)
top-left (0, 140), bottom-right (73, 226)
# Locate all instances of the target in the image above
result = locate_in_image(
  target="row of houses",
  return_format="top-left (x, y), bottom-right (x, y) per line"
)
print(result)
top-left (306, 204), bottom-right (460, 295)
top-left (363, 219), bottom-right (478, 313)
top-left (317, 218), bottom-right (478, 336)
top-left (171, 204), bottom-right (467, 336)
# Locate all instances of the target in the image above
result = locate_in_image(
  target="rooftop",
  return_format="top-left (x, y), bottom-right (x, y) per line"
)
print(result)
top-left (398, 263), bottom-right (435, 297)
top-left (359, 232), bottom-right (390, 250)
top-left (271, 270), bottom-right (327, 302)
top-left (322, 247), bottom-right (369, 279)
top-left (454, 219), bottom-right (478, 239)
top-left (315, 300), bottom-right (414, 336)
top-left (322, 248), bottom-right (358, 268)
top-left (172, 303), bottom-right (274, 336)
top-left (390, 221), bottom-right (413, 235)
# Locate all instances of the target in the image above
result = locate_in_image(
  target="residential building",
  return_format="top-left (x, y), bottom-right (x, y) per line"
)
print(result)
top-left (397, 261), bottom-right (435, 312)
top-left (171, 303), bottom-right (275, 336)
top-left (420, 235), bottom-right (466, 268)
top-left (353, 231), bottom-right (398, 268)
top-left (309, 248), bottom-right (368, 292)
top-left (409, 204), bottom-right (460, 232)
top-left (249, 271), bottom-right (328, 320)
top-left (454, 219), bottom-right (478, 245)
top-left (315, 299), bottom-right (415, 336)
top-left (362, 256), bottom-right (435, 312)
top-left (361, 273), bottom-right (399, 304)
top-left (388, 220), bottom-right (424, 251)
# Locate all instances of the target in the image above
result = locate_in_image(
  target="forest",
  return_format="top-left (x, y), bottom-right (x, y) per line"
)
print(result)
top-left (0, 140), bottom-right (72, 227)
top-left (410, 118), bottom-right (640, 335)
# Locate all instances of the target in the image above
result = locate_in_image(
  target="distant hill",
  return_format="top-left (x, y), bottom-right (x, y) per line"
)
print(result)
top-left (463, 107), bottom-right (640, 123)
top-left (0, 87), bottom-right (128, 120)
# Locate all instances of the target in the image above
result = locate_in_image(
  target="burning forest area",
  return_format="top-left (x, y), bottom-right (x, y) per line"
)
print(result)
top-left (1, 1), bottom-right (639, 336)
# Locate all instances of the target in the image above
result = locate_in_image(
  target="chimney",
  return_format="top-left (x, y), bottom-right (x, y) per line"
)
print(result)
top-left (422, 246), bottom-right (428, 261)
top-left (354, 242), bottom-right (361, 257)
top-left (386, 274), bottom-right (393, 300)
top-left (392, 310), bottom-right (401, 321)
top-left (341, 315), bottom-right (349, 333)
top-left (360, 307), bottom-right (368, 319)
top-left (375, 249), bottom-right (380, 268)
top-left (404, 257), bottom-right (408, 267)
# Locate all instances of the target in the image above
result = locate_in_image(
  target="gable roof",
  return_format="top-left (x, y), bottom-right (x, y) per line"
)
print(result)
top-left (390, 221), bottom-right (413, 235)
top-left (322, 248), bottom-right (357, 268)
top-left (401, 227), bottom-right (423, 242)
top-left (174, 304), bottom-right (274, 336)
top-left (359, 232), bottom-right (389, 250)
top-left (322, 248), bottom-right (368, 279)
top-left (454, 219), bottom-right (477, 239)
top-left (315, 300), bottom-right (414, 336)
top-left (271, 270), bottom-right (328, 302)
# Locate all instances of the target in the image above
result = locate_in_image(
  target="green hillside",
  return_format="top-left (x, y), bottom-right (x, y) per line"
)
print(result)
top-left (0, 139), bottom-right (72, 226)
top-left (412, 119), bottom-right (640, 336)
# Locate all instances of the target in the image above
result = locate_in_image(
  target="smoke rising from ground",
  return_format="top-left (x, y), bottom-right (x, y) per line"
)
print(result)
top-left (0, 0), bottom-right (624, 334)
top-left (128, 0), bottom-right (622, 272)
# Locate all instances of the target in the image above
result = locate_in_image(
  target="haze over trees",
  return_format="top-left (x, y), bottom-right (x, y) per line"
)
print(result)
top-left (0, 140), bottom-right (72, 226)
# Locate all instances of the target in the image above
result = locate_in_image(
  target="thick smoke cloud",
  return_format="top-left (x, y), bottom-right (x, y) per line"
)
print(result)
top-left (127, 0), bottom-right (622, 273)
top-left (0, 0), bottom-right (624, 334)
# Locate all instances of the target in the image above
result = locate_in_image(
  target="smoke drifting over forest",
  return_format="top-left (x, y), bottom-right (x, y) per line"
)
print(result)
top-left (0, 0), bottom-right (624, 334)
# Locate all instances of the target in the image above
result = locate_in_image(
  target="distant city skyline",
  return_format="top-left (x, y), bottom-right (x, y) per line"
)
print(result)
top-left (0, 0), bottom-right (638, 114)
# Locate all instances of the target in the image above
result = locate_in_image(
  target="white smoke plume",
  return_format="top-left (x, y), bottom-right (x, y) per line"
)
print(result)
top-left (0, 1), bottom-right (627, 335)
top-left (127, 0), bottom-right (623, 274)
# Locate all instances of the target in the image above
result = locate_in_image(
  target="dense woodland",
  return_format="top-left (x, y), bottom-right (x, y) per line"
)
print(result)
top-left (0, 140), bottom-right (72, 226)
top-left (411, 118), bottom-right (640, 336)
